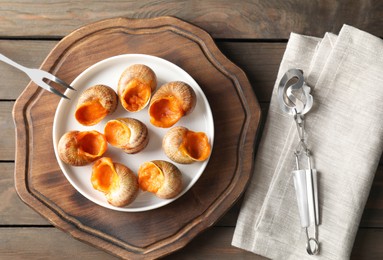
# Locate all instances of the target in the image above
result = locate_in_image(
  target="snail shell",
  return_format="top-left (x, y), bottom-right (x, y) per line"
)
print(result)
top-left (117, 64), bottom-right (157, 112)
top-left (162, 126), bottom-right (211, 164)
top-left (149, 81), bottom-right (196, 128)
top-left (75, 84), bottom-right (118, 126)
top-left (104, 118), bottom-right (149, 154)
top-left (138, 160), bottom-right (183, 199)
top-left (58, 130), bottom-right (107, 166)
top-left (91, 157), bottom-right (139, 207)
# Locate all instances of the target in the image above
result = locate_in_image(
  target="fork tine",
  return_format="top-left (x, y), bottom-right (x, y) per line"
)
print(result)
top-left (41, 72), bottom-right (75, 91)
top-left (50, 75), bottom-right (75, 91)
top-left (36, 80), bottom-right (70, 99)
top-left (49, 86), bottom-right (70, 99)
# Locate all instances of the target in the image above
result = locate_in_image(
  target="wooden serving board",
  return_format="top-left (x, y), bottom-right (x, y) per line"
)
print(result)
top-left (13, 17), bottom-right (261, 259)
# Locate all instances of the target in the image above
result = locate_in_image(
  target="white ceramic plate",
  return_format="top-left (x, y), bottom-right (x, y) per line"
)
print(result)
top-left (52, 54), bottom-right (214, 212)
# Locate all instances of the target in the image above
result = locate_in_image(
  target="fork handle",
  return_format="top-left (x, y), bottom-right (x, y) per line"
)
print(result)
top-left (0, 53), bottom-right (29, 73)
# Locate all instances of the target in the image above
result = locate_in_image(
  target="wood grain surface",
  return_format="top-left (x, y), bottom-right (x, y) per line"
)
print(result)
top-left (12, 17), bottom-right (260, 259)
top-left (1, 1), bottom-right (383, 259)
top-left (0, 0), bottom-right (382, 39)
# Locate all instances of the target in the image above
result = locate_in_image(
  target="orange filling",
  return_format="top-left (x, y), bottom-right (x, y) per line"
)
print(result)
top-left (75, 100), bottom-right (108, 126)
top-left (138, 162), bottom-right (164, 193)
top-left (181, 131), bottom-right (211, 161)
top-left (91, 157), bottom-right (118, 193)
top-left (104, 120), bottom-right (131, 147)
top-left (149, 97), bottom-right (184, 128)
top-left (121, 79), bottom-right (151, 112)
top-left (77, 131), bottom-right (107, 158)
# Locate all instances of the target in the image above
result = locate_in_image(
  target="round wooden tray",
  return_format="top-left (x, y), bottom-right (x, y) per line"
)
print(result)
top-left (13, 17), bottom-right (261, 259)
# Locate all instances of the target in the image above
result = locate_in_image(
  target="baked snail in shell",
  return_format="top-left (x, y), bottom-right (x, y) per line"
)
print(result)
top-left (58, 130), bottom-right (107, 166)
top-left (149, 81), bottom-right (196, 128)
top-left (104, 118), bottom-right (149, 154)
top-left (91, 157), bottom-right (139, 207)
top-left (162, 126), bottom-right (211, 164)
top-left (138, 160), bottom-right (183, 199)
top-left (117, 64), bottom-right (157, 112)
top-left (75, 84), bottom-right (118, 126)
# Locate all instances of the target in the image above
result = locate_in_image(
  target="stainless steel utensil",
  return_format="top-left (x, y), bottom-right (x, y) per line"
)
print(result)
top-left (0, 53), bottom-right (75, 99)
top-left (278, 68), bottom-right (320, 255)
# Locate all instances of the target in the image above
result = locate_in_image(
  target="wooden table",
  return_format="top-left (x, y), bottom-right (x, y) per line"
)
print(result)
top-left (1, 1), bottom-right (382, 259)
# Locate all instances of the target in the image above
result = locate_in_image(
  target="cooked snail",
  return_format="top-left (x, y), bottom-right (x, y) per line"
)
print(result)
top-left (138, 160), bottom-right (183, 199)
top-left (162, 126), bottom-right (211, 164)
top-left (149, 81), bottom-right (196, 128)
top-left (104, 118), bottom-right (149, 154)
top-left (75, 84), bottom-right (118, 126)
top-left (117, 64), bottom-right (157, 112)
top-left (58, 130), bottom-right (107, 166)
top-left (91, 157), bottom-right (139, 207)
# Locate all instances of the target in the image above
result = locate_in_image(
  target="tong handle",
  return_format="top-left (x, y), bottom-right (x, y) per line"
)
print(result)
top-left (293, 169), bottom-right (320, 255)
top-left (293, 169), bottom-right (319, 227)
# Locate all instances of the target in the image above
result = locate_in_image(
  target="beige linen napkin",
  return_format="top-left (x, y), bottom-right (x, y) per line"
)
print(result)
top-left (232, 25), bottom-right (383, 259)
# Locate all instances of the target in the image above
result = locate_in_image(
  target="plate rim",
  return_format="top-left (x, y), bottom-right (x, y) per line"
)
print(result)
top-left (52, 53), bottom-right (215, 212)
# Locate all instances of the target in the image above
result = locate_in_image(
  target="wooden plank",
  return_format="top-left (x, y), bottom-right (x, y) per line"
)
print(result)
top-left (0, 1), bottom-right (382, 39)
top-left (0, 102), bottom-right (15, 160)
top-left (216, 42), bottom-right (285, 102)
top-left (0, 227), bottom-right (262, 259)
top-left (352, 228), bottom-right (383, 259)
top-left (168, 227), bottom-right (266, 259)
top-left (0, 226), bottom-right (382, 259)
top-left (360, 166), bottom-right (383, 227)
top-left (0, 227), bottom-right (118, 260)
top-left (0, 163), bottom-right (49, 225)
top-left (0, 40), bottom-right (283, 101)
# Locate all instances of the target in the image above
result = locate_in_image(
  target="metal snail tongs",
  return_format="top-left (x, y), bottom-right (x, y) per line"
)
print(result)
top-left (278, 69), bottom-right (320, 255)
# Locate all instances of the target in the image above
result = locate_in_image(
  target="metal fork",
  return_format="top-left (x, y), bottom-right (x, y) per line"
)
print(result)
top-left (0, 53), bottom-right (75, 99)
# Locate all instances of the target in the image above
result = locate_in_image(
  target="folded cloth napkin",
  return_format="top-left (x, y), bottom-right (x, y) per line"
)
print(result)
top-left (232, 25), bottom-right (383, 259)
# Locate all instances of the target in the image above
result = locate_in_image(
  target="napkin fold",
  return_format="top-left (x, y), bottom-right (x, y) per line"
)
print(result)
top-left (232, 25), bottom-right (383, 259)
